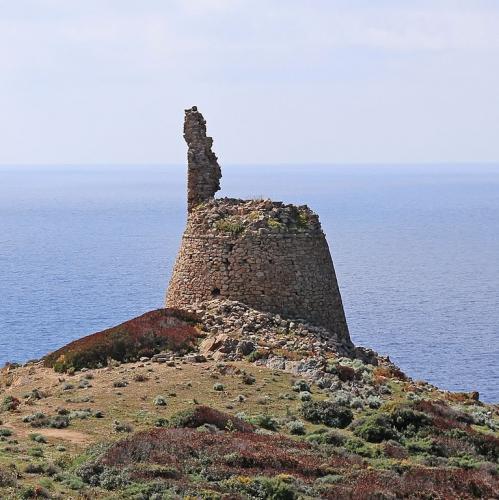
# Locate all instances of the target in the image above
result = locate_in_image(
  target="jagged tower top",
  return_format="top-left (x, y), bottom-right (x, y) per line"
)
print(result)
top-left (184, 106), bottom-right (222, 212)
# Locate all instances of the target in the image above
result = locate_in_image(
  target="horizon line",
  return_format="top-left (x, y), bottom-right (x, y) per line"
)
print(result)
top-left (1, 161), bottom-right (499, 168)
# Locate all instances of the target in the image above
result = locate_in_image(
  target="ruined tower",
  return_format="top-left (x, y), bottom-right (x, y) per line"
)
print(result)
top-left (184, 106), bottom-right (222, 212)
top-left (166, 107), bottom-right (351, 346)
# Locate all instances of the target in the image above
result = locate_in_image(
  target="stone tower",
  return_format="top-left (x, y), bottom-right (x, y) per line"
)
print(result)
top-left (184, 106), bottom-right (222, 212)
top-left (166, 107), bottom-right (351, 346)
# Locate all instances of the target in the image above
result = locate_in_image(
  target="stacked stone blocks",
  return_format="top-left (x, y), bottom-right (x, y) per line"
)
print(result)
top-left (166, 107), bottom-right (351, 346)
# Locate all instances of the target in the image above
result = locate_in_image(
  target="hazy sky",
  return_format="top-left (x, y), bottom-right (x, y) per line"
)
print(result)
top-left (1, 0), bottom-right (498, 164)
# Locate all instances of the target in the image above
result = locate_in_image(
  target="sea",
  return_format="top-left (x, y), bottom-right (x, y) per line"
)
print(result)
top-left (1, 164), bottom-right (498, 402)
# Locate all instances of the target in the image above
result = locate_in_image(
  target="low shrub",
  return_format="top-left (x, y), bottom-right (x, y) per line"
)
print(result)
top-left (353, 414), bottom-right (399, 443)
top-left (169, 405), bottom-right (254, 433)
top-left (24, 463), bottom-right (45, 474)
top-left (299, 391), bottom-right (312, 401)
top-left (250, 414), bottom-right (280, 431)
top-left (301, 401), bottom-right (353, 428)
top-left (113, 421), bottom-right (133, 433)
top-left (0, 466), bottom-right (17, 487)
top-left (286, 420), bottom-right (306, 435)
top-left (241, 372), bottom-right (256, 385)
top-left (50, 415), bottom-right (70, 429)
top-left (292, 380), bottom-right (311, 393)
top-left (29, 433), bottom-right (47, 444)
top-left (155, 418), bottom-right (169, 428)
top-left (305, 430), bottom-right (346, 447)
top-left (153, 395), bottom-right (167, 406)
top-left (366, 395), bottom-right (383, 409)
top-left (344, 437), bottom-right (380, 458)
top-left (231, 475), bottom-right (298, 499)
top-left (247, 350), bottom-right (266, 362)
top-left (28, 447), bottom-right (44, 458)
top-left (1, 395), bottom-right (20, 412)
top-left (44, 308), bottom-right (200, 372)
top-left (391, 407), bottom-right (431, 435)
top-left (97, 427), bottom-right (360, 482)
top-left (215, 216), bottom-right (245, 235)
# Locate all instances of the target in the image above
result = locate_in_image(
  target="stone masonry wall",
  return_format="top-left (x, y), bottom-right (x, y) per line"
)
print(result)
top-left (166, 198), bottom-right (352, 346)
top-left (184, 106), bottom-right (221, 212)
top-left (166, 107), bottom-right (351, 346)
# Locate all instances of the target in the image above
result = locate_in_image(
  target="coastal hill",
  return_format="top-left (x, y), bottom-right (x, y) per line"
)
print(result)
top-left (0, 109), bottom-right (497, 499)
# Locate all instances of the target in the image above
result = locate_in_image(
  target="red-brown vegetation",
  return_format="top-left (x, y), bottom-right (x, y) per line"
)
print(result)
top-left (169, 405), bottom-right (255, 433)
top-left (100, 428), bottom-right (362, 481)
top-left (373, 364), bottom-right (407, 383)
top-left (336, 364), bottom-right (358, 382)
top-left (43, 308), bottom-right (200, 372)
top-left (332, 467), bottom-right (499, 500)
top-left (96, 427), bottom-right (498, 498)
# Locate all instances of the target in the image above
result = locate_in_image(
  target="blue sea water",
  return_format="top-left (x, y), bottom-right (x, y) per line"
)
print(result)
top-left (0, 164), bottom-right (498, 402)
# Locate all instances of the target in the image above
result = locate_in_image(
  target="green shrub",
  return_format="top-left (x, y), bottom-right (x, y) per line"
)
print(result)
top-left (296, 210), bottom-right (309, 229)
top-left (28, 447), bottom-right (44, 458)
top-left (153, 395), bottom-right (167, 406)
top-left (213, 383), bottom-right (225, 392)
top-left (0, 428), bottom-right (13, 437)
top-left (241, 372), bottom-right (256, 385)
top-left (305, 429), bottom-right (346, 446)
top-left (448, 454), bottom-right (481, 470)
top-left (352, 414), bottom-right (399, 443)
top-left (113, 421), bottom-right (133, 433)
top-left (155, 417), bottom-right (169, 427)
top-left (19, 485), bottom-right (50, 499)
top-left (366, 395), bottom-right (383, 409)
top-left (215, 216), bottom-right (245, 235)
top-left (99, 466), bottom-right (131, 490)
top-left (29, 433), bottom-right (47, 443)
top-left (250, 414), bottom-right (280, 431)
top-left (60, 473), bottom-right (85, 490)
top-left (301, 401), bottom-right (353, 428)
top-left (344, 437), bottom-right (380, 458)
top-left (292, 380), bottom-right (310, 392)
top-left (24, 462), bottom-right (45, 474)
top-left (391, 407), bottom-right (431, 434)
top-left (247, 350), bottom-right (266, 362)
top-left (0, 466), bottom-right (17, 487)
top-left (50, 415), bottom-right (70, 429)
top-left (286, 420), bottom-right (306, 435)
top-left (267, 218), bottom-right (285, 230)
top-left (314, 474), bottom-right (343, 485)
top-left (299, 391), bottom-right (312, 401)
top-left (121, 481), bottom-right (174, 498)
top-left (228, 475), bottom-right (297, 500)
top-left (253, 476), bottom-right (297, 500)
top-left (1, 395), bottom-right (20, 412)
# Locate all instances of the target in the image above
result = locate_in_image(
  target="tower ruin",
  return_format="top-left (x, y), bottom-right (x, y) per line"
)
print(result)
top-left (184, 106), bottom-right (222, 212)
top-left (166, 107), bottom-right (351, 346)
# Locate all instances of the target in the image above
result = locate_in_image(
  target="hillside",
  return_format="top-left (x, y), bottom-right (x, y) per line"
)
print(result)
top-left (0, 300), bottom-right (497, 499)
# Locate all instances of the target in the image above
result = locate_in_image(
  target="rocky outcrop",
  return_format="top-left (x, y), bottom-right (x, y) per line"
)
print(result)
top-left (184, 106), bottom-right (222, 213)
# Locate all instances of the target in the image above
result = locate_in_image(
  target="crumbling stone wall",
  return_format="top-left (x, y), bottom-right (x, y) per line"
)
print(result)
top-left (166, 107), bottom-right (351, 345)
top-left (166, 198), bottom-right (351, 345)
top-left (184, 106), bottom-right (221, 212)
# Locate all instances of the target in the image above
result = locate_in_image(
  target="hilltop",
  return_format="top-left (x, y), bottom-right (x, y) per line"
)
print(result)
top-left (0, 301), bottom-right (497, 499)
top-left (1, 107), bottom-right (497, 499)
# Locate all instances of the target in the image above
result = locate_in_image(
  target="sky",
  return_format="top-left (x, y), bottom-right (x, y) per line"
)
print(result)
top-left (0, 0), bottom-right (498, 165)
